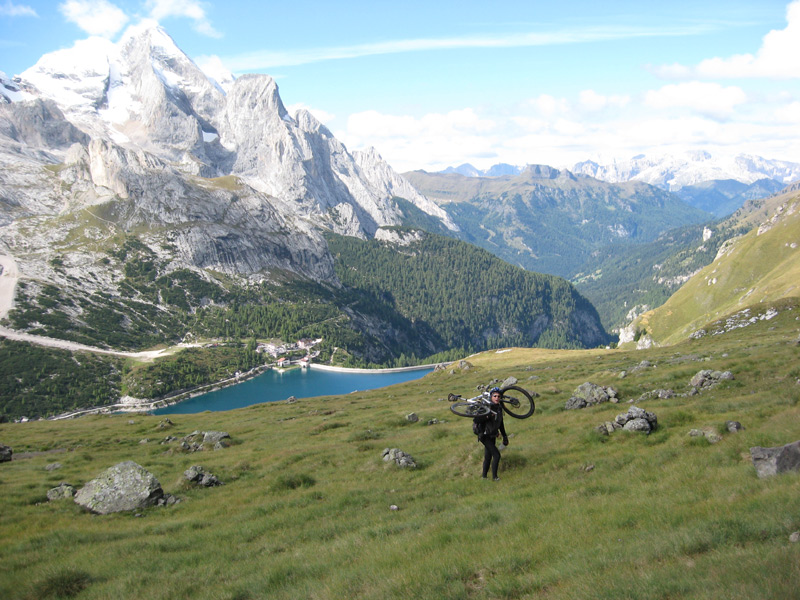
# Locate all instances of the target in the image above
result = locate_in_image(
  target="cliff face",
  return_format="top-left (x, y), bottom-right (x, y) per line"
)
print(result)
top-left (0, 23), bottom-right (454, 292)
top-left (0, 24), bottom-right (612, 359)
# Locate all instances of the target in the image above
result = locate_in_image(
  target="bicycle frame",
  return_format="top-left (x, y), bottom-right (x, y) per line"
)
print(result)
top-left (449, 385), bottom-right (535, 419)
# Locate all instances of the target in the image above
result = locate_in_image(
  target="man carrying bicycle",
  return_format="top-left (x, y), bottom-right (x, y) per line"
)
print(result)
top-left (475, 387), bottom-right (509, 480)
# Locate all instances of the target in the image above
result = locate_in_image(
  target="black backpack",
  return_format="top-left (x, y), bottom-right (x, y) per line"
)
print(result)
top-left (472, 409), bottom-right (495, 438)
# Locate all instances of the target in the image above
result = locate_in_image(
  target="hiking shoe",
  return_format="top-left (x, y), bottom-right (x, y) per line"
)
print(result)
top-left (493, 477), bottom-right (500, 481)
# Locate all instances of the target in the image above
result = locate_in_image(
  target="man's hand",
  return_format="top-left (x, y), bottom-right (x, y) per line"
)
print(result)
top-left (502, 436), bottom-right (509, 446)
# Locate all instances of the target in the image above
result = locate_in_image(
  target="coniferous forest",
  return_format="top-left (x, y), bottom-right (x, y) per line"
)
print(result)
top-left (327, 228), bottom-right (610, 353)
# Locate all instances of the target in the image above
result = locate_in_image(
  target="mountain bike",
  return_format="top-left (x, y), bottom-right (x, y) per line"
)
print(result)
top-left (448, 385), bottom-right (535, 419)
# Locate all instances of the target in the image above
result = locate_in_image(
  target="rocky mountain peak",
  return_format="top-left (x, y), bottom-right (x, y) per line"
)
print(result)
top-left (1, 23), bottom-right (455, 294)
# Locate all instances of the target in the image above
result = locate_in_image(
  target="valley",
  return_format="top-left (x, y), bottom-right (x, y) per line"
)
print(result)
top-left (0, 22), bottom-right (798, 431)
top-left (1, 14), bottom-right (800, 600)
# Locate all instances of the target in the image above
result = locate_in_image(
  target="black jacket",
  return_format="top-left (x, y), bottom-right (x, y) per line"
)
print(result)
top-left (475, 403), bottom-right (507, 440)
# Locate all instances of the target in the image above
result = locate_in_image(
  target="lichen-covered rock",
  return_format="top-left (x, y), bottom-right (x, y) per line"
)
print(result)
top-left (689, 370), bottom-right (734, 390)
top-left (565, 382), bottom-right (618, 410)
top-left (381, 448), bottom-right (417, 468)
top-left (184, 465), bottom-right (223, 487)
top-left (170, 430), bottom-right (231, 452)
top-left (47, 483), bottom-right (76, 501)
top-left (623, 418), bottom-right (652, 433)
top-left (501, 376), bottom-right (518, 388)
top-left (726, 421), bottom-right (744, 433)
top-left (601, 406), bottom-right (657, 435)
top-left (202, 431), bottom-right (230, 445)
top-left (636, 389), bottom-right (674, 402)
top-left (750, 441), bottom-right (800, 478)
top-left (74, 461), bottom-right (166, 514)
top-left (689, 428), bottom-right (722, 443)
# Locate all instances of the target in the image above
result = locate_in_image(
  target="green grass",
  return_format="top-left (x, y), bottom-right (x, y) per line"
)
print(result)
top-left (635, 192), bottom-right (800, 345)
top-left (1, 302), bottom-right (800, 599)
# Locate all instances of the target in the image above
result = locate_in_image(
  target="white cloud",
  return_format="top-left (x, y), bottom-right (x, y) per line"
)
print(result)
top-left (336, 88), bottom-right (800, 172)
top-left (526, 94), bottom-right (569, 117)
top-left (223, 24), bottom-right (712, 72)
top-left (346, 108), bottom-right (494, 139)
top-left (773, 101), bottom-right (800, 123)
top-left (0, 1), bottom-right (37, 17)
top-left (59, 0), bottom-right (128, 37)
top-left (653, 0), bottom-right (800, 79)
top-left (145, 0), bottom-right (221, 38)
top-left (339, 109), bottom-right (498, 172)
top-left (195, 54), bottom-right (234, 87)
top-left (644, 82), bottom-right (747, 117)
top-left (579, 89), bottom-right (630, 111)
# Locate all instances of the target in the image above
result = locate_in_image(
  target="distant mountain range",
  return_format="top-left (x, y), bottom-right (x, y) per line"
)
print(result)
top-left (441, 152), bottom-right (800, 191)
top-left (440, 163), bottom-right (523, 178)
top-left (403, 165), bottom-right (710, 278)
top-left (440, 152), bottom-right (800, 218)
top-left (572, 151), bottom-right (800, 191)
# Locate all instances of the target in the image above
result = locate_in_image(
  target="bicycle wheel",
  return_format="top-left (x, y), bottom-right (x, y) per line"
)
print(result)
top-left (500, 385), bottom-right (535, 419)
top-left (450, 401), bottom-right (490, 418)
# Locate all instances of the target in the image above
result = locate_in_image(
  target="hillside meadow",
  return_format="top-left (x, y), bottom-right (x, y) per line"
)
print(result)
top-left (1, 300), bottom-right (799, 600)
top-left (633, 192), bottom-right (800, 347)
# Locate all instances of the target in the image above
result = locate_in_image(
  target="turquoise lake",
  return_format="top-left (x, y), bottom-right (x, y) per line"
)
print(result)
top-left (152, 366), bottom-right (433, 414)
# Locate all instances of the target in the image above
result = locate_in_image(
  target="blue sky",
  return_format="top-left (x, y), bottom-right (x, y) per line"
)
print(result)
top-left (2, 0), bottom-right (800, 172)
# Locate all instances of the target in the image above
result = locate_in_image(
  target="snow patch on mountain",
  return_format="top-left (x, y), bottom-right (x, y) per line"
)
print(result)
top-left (571, 151), bottom-right (800, 191)
top-left (20, 37), bottom-right (117, 111)
top-left (2, 21), bottom-right (455, 280)
top-left (1, 71), bottom-right (33, 103)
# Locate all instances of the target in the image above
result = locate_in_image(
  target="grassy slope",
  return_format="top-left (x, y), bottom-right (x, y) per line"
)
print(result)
top-left (573, 184), bottom-right (799, 333)
top-left (636, 192), bottom-right (800, 345)
top-left (1, 304), bottom-right (799, 600)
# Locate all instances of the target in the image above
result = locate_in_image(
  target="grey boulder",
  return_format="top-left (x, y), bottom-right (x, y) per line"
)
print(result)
top-left (47, 483), bottom-right (76, 501)
top-left (74, 461), bottom-right (167, 514)
top-left (750, 441), bottom-right (800, 478)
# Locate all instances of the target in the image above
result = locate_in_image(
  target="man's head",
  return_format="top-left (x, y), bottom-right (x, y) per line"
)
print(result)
top-left (490, 387), bottom-right (502, 403)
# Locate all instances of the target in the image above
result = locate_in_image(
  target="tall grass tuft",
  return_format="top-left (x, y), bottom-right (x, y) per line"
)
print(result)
top-left (28, 569), bottom-right (92, 599)
top-left (272, 473), bottom-right (316, 491)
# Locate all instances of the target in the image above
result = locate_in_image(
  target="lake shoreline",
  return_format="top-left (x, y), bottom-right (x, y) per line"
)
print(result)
top-left (46, 360), bottom-right (447, 420)
top-left (309, 362), bottom-right (444, 374)
top-left (152, 361), bottom-right (442, 415)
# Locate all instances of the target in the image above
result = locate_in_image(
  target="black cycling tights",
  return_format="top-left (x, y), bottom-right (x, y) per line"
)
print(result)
top-left (481, 436), bottom-right (501, 478)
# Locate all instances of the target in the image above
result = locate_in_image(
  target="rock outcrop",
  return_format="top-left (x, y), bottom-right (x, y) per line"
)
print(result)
top-left (47, 483), bottom-right (76, 500)
top-left (163, 430), bottom-right (231, 452)
top-left (750, 441), bottom-right (800, 478)
top-left (689, 370), bottom-right (734, 390)
top-left (381, 448), bottom-right (417, 468)
top-left (73, 461), bottom-right (172, 514)
top-left (595, 406), bottom-right (658, 435)
top-left (184, 465), bottom-right (223, 487)
top-left (565, 382), bottom-right (619, 410)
